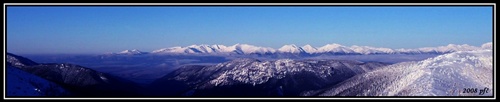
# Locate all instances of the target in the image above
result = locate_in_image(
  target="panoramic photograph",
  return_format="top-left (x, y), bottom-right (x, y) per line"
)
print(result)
top-left (4, 4), bottom-right (494, 98)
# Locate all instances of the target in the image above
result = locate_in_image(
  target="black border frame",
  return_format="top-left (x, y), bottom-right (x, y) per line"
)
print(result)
top-left (3, 3), bottom-right (496, 100)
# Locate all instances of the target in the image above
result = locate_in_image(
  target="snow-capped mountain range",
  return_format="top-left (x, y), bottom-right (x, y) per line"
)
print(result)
top-left (150, 44), bottom-right (275, 54)
top-left (115, 42), bottom-right (492, 55)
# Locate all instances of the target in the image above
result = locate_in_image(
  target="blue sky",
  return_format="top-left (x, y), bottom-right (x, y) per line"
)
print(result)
top-left (6, 6), bottom-right (493, 54)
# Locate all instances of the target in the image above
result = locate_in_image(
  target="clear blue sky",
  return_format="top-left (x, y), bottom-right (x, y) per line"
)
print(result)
top-left (6, 6), bottom-right (493, 54)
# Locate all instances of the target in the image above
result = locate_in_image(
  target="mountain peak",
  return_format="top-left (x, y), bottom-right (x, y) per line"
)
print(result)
top-left (279, 44), bottom-right (299, 49)
top-left (120, 49), bottom-right (138, 52)
top-left (446, 44), bottom-right (471, 47)
top-left (283, 44), bottom-right (298, 47)
top-left (317, 43), bottom-right (354, 53)
top-left (301, 44), bottom-right (318, 53)
top-left (187, 45), bottom-right (197, 47)
top-left (278, 44), bottom-right (302, 53)
top-left (324, 43), bottom-right (343, 47)
top-left (302, 44), bottom-right (314, 48)
top-left (117, 49), bottom-right (146, 55)
top-left (481, 42), bottom-right (492, 49)
top-left (232, 43), bottom-right (254, 47)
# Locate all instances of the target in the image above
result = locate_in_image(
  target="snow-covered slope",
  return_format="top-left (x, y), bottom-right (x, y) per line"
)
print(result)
top-left (304, 50), bottom-right (493, 96)
top-left (149, 59), bottom-right (388, 96)
top-left (7, 53), bottom-right (39, 66)
top-left (7, 65), bottom-right (69, 96)
top-left (301, 45), bottom-right (318, 53)
top-left (136, 42), bottom-right (492, 55)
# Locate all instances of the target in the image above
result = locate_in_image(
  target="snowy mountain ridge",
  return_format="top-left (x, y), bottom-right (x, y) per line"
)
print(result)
top-left (6, 53), bottom-right (143, 96)
top-left (207, 59), bottom-right (387, 87)
top-left (150, 44), bottom-right (275, 54)
top-left (149, 58), bottom-right (389, 96)
top-left (119, 42), bottom-right (492, 55)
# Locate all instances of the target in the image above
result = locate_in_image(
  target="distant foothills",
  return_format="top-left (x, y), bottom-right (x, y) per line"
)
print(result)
top-left (110, 42), bottom-right (492, 55)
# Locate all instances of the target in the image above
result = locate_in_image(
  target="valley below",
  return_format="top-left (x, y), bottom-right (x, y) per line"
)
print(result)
top-left (5, 43), bottom-right (494, 97)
